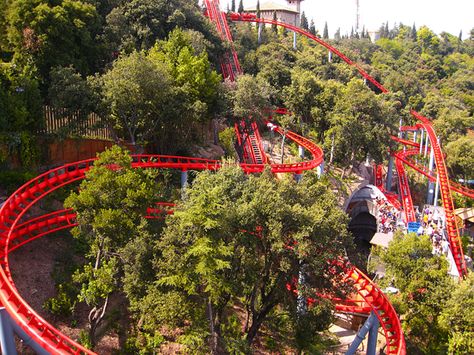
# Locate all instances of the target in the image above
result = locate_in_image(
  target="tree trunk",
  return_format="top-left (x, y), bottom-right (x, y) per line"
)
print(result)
top-left (280, 133), bottom-right (286, 164)
top-left (88, 296), bottom-right (109, 348)
top-left (207, 300), bottom-right (218, 354)
top-left (329, 134), bottom-right (335, 164)
top-left (245, 301), bottom-right (276, 346)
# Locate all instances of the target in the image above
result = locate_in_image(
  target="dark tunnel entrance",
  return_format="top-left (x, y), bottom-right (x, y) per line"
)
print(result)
top-left (345, 186), bottom-right (380, 272)
top-left (348, 211), bottom-right (377, 272)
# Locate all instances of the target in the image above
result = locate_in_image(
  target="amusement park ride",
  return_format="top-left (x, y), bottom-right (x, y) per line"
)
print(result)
top-left (0, 0), bottom-right (472, 353)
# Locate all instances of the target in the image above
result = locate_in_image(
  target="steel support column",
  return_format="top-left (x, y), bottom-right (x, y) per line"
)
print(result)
top-left (366, 313), bottom-right (380, 355)
top-left (0, 308), bottom-right (17, 355)
top-left (424, 133), bottom-right (429, 157)
top-left (345, 311), bottom-right (379, 355)
top-left (294, 172), bottom-right (302, 183)
top-left (419, 129), bottom-right (424, 155)
top-left (427, 147), bottom-right (435, 204)
top-left (298, 145), bottom-right (305, 159)
top-left (434, 173), bottom-right (440, 207)
top-left (317, 161), bottom-right (325, 177)
top-left (386, 156), bottom-right (394, 191)
top-left (181, 170), bottom-right (188, 190)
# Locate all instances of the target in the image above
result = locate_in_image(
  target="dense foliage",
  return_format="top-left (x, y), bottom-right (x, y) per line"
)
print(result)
top-left (1, 1), bottom-right (472, 175)
top-left (1, 1), bottom-right (473, 352)
top-left (371, 233), bottom-right (473, 354)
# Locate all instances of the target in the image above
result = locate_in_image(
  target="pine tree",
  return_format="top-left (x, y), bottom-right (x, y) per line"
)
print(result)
top-left (411, 23), bottom-right (417, 40)
top-left (272, 11), bottom-right (278, 33)
top-left (309, 19), bottom-right (316, 36)
top-left (384, 22), bottom-right (389, 38)
top-left (300, 11), bottom-right (308, 30)
top-left (256, 0), bottom-right (260, 29)
top-left (323, 21), bottom-right (329, 39)
top-left (238, 0), bottom-right (244, 13)
top-left (350, 27), bottom-right (354, 39)
top-left (379, 22), bottom-right (386, 38)
top-left (231, 0), bottom-right (235, 12)
top-left (458, 30), bottom-right (463, 41)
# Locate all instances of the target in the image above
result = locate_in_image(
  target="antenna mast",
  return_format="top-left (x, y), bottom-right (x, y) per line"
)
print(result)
top-left (355, 0), bottom-right (360, 33)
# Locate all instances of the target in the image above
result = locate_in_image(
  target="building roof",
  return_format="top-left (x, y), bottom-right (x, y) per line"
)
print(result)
top-left (370, 232), bottom-right (394, 248)
top-left (246, 1), bottom-right (299, 14)
top-left (455, 207), bottom-right (474, 223)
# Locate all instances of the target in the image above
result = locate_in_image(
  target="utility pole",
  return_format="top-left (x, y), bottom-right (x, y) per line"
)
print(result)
top-left (355, 0), bottom-right (360, 34)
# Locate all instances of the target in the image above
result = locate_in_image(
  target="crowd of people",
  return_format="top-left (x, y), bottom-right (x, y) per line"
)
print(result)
top-left (415, 206), bottom-right (451, 257)
top-left (375, 198), bottom-right (452, 257)
top-left (376, 197), bottom-right (403, 233)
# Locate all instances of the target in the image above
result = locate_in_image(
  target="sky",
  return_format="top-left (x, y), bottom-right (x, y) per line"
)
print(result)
top-left (218, 0), bottom-right (474, 39)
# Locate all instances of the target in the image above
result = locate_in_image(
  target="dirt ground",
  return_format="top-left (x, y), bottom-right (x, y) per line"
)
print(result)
top-left (9, 233), bottom-right (119, 354)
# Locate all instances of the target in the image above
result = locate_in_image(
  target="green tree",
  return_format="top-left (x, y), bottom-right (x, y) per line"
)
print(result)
top-left (445, 136), bottom-right (474, 182)
top-left (98, 51), bottom-right (172, 148)
top-left (229, 73), bottom-right (275, 124)
top-left (238, 0), bottom-right (244, 13)
top-left (65, 145), bottom-right (161, 347)
top-left (104, 0), bottom-right (220, 54)
top-left (253, 42), bottom-right (296, 93)
top-left (139, 165), bottom-right (350, 352)
top-left (370, 233), bottom-right (454, 354)
top-left (324, 78), bottom-right (396, 173)
top-left (283, 68), bottom-right (323, 125)
top-left (6, 0), bottom-right (102, 82)
top-left (432, 108), bottom-right (474, 142)
top-left (439, 273), bottom-right (474, 354)
top-left (231, 0), bottom-right (235, 12)
top-left (48, 66), bottom-right (99, 137)
top-left (148, 28), bottom-right (221, 151)
top-left (323, 22), bottom-right (329, 39)
top-left (410, 23), bottom-right (417, 40)
top-left (272, 11), bottom-right (277, 33)
top-left (417, 25), bottom-right (440, 53)
top-left (309, 19), bottom-right (316, 36)
top-left (300, 11), bottom-right (308, 31)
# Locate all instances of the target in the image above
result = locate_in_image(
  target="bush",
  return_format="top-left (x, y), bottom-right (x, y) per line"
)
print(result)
top-left (218, 127), bottom-right (237, 158)
top-left (0, 170), bottom-right (35, 194)
top-left (43, 283), bottom-right (77, 317)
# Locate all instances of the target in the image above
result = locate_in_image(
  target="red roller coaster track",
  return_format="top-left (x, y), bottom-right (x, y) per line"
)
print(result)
top-left (0, 158), bottom-right (404, 354)
top-left (7, 1), bottom-right (473, 353)
top-left (226, 12), bottom-right (470, 277)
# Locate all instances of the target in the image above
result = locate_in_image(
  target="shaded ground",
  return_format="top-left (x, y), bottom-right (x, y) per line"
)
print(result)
top-left (9, 233), bottom-right (119, 354)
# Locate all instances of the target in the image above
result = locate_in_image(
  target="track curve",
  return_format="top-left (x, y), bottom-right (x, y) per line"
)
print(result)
top-left (8, 4), bottom-right (469, 353)
top-left (8, 204), bottom-right (405, 355)
top-left (227, 12), bottom-right (469, 277)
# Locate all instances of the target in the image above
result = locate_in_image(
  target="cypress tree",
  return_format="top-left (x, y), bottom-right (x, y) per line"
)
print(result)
top-left (238, 0), bottom-right (244, 13)
top-left (334, 27), bottom-right (341, 41)
top-left (309, 19), bottom-right (316, 36)
top-left (458, 30), bottom-right (463, 41)
top-left (300, 11), bottom-right (308, 30)
top-left (384, 22), bottom-right (389, 37)
top-left (323, 22), bottom-right (329, 39)
top-left (231, 0), bottom-right (235, 12)
top-left (350, 27), bottom-right (354, 39)
top-left (272, 11), bottom-right (278, 33)
top-left (256, 0), bottom-right (260, 29)
top-left (411, 23), bottom-right (417, 40)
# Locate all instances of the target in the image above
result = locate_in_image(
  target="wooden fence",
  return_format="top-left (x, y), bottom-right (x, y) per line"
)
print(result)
top-left (41, 106), bottom-right (114, 141)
